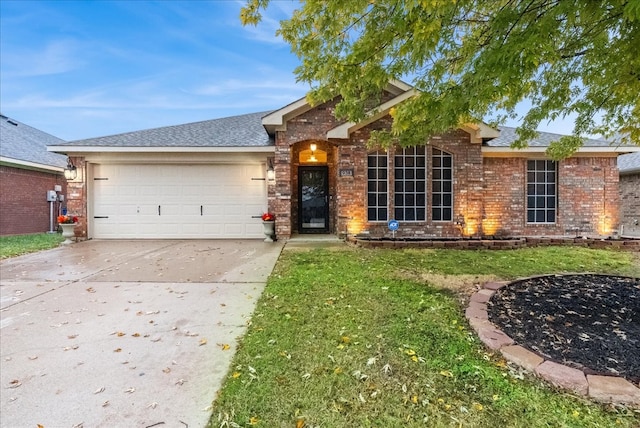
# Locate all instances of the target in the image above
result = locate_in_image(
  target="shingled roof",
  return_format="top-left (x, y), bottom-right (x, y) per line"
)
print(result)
top-left (56, 111), bottom-right (274, 148)
top-left (0, 114), bottom-right (67, 169)
top-left (47, 107), bottom-right (635, 155)
top-left (487, 126), bottom-right (614, 147)
top-left (618, 152), bottom-right (640, 174)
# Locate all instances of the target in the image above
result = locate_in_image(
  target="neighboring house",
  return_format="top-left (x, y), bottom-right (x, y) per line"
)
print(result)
top-left (1, 114), bottom-right (68, 235)
top-left (617, 152), bottom-right (640, 237)
top-left (48, 81), bottom-right (639, 240)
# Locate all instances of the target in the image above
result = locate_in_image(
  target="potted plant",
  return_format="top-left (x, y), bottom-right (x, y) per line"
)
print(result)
top-left (57, 215), bottom-right (78, 244)
top-left (261, 212), bottom-right (275, 242)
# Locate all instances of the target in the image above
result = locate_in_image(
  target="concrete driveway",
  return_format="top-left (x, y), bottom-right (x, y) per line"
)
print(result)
top-left (0, 239), bottom-right (283, 428)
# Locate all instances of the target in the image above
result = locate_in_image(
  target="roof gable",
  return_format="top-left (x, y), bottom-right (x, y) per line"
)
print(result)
top-left (262, 80), bottom-right (412, 135)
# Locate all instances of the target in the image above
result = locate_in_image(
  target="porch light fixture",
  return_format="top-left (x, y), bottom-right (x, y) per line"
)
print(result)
top-left (64, 158), bottom-right (77, 180)
top-left (309, 144), bottom-right (318, 162)
top-left (267, 157), bottom-right (275, 181)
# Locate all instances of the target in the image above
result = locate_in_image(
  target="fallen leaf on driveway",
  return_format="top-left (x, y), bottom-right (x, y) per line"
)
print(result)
top-left (162, 367), bottom-right (171, 373)
top-left (8, 380), bottom-right (22, 388)
top-left (93, 387), bottom-right (105, 394)
top-left (175, 379), bottom-right (185, 385)
top-left (199, 338), bottom-right (208, 346)
top-left (124, 387), bottom-right (135, 393)
top-left (68, 334), bottom-right (78, 339)
top-left (102, 401), bottom-right (109, 407)
top-left (114, 348), bottom-right (122, 353)
top-left (28, 355), bottom-right (38, 360)
top-left (131, 333), bottom-right (140, 337)
top-left (220, 343), bottom-right (229, 350)
top-left (147, 402), bottom-right (158, 409)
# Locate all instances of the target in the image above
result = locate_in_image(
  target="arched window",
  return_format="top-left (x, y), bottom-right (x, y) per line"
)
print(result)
top-left (432, 148), bottom-right (453, 221)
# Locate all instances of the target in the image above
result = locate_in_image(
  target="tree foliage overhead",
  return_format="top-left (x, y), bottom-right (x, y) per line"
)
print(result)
top-left (242, 0), bottom-right (640, 158)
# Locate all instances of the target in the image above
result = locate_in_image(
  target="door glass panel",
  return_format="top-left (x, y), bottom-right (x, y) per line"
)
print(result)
top-left (300, 167), bottom-right (328, 232)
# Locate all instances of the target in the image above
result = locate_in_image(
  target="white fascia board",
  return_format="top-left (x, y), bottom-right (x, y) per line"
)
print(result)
top-left (386, 79), bottom-right (413, 93)
top-left (262, 97), bottom-right (311, 131)
top-left (0, 156), bottom-right (65, 173)
top-left (482, 146), bottom-right (639, 157)
top-left (47, 146), bottom-right (275, 154)
top-left (326, 89), bottom-right (418, 139)
top-left (461, 123), bottom-right (501, 143)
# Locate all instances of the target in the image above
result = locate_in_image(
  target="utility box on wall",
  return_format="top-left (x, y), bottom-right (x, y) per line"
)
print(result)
top-left (46, 190), bottom-right (57, 202)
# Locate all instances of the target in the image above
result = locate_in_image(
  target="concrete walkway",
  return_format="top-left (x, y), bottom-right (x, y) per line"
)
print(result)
top-left (0, 240), bottom-right (283, 428)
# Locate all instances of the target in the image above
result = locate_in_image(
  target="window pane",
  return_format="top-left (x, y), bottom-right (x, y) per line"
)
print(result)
top-left (393, 146), bottom-right (427, 222)
top-left (431, 149), bottom-right (453, 222)
top-left (367, 151), bottom-right (389, 221)
top-left (526, 160), bottom-right (557, 223)
top-left (546, 210), bottom-right (555, 222)
top-left (547, 196), bottom-right (555, 208)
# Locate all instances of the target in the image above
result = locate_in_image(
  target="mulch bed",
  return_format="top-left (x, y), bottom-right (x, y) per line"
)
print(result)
top-left (488, 274), bottom-right (640, 384)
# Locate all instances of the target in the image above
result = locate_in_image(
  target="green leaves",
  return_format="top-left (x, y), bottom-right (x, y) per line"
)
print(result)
top-left (241, 0), bottom-right (640, 155)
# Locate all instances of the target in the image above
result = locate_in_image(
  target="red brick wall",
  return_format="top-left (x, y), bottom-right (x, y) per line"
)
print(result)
top-left (342, 127), bottom-right (484, 238)
top-left (274, 96), bottom-right (622, 239)
top-left (273, 99), bottom-right (344, 238)
top-left (0, 165), bottom-right (66, 235)
top-left (482, 157), bottom-right (620, 237)
top-left (619, 172), bottom-right (639, 235)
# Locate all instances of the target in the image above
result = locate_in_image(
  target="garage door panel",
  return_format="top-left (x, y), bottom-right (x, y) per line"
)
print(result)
top-left (92, 163), bottom-right (267, 239)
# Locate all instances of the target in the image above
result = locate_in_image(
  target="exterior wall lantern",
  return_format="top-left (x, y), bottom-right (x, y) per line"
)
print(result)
top-left (64, 157), bottom-right (77, 180)
top-left (267, 157), bottom-right (275, 181)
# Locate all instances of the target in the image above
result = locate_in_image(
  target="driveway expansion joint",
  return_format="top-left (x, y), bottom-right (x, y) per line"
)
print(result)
top-left (466, 280), bottom-right (640, 408)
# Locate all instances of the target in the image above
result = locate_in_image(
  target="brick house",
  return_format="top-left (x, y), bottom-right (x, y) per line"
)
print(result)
top-left (1, 114), bottom-right (68, 235)
top-left (618, 152), bottom-right (640, 237)
top-left (49, 82), bottom-right (638, 240)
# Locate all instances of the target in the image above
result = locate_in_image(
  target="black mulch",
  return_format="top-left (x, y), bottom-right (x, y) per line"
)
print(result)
top-left (487, 274), bottom-right (640, 384)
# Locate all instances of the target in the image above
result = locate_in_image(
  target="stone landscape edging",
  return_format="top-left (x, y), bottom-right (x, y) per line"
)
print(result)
top-left (466, 278), bottom-right (640, 408)
top-left (349, 236), bottom-right (640, 251)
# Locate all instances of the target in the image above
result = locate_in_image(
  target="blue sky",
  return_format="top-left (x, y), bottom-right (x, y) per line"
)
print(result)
top-left (1, 0), bottom-right (308, 141)
top-left (1, 0), bottom-right (576, 142)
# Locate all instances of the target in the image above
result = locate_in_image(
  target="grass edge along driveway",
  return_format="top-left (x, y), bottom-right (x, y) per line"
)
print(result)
top-left (209, 246), bottom-right (639, 428)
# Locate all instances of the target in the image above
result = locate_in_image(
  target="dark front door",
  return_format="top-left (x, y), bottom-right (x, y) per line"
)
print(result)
top-left (299, 166), bottom-right (329, 233)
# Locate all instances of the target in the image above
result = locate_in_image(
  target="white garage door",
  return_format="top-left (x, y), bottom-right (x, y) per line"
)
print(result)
top-left (92, 164), bottom-right (267, 239)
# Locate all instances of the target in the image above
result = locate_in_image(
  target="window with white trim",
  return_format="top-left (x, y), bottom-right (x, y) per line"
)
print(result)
top-left (394, 146), bottom-right (426, 221)
top-left (432, 148), bottom-right (453, 221)
top-left (526, 160), bottom-right (557, 223)
top-left (367, 151), bottom-right (388, 221)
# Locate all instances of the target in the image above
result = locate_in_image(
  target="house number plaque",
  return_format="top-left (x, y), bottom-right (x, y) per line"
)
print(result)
top-left (339, 168), bottom-right (354, 177)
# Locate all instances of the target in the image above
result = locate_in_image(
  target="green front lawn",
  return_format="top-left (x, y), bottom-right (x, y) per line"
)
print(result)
top-left (209, 246), bottom-right (639, 428)
top-left (0, 232), bottom-right (64, 259)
